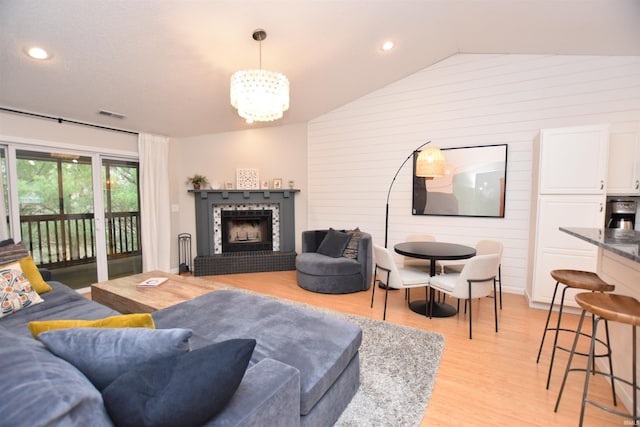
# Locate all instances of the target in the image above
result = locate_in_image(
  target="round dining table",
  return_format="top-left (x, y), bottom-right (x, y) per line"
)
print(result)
top-left (394, 241), bottom-right (476, 317)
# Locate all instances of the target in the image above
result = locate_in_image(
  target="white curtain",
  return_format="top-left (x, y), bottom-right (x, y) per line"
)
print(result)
top-left (0, 163), bottom-right (8, 241)
top-left (138, 133), bottom-right (171, 272)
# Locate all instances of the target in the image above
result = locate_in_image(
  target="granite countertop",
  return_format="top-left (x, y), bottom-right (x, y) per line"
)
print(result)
top-left (560, 227), bottom-right (640, 263)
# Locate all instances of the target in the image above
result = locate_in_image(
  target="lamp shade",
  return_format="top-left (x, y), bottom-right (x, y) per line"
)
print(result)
top-left (415, 146), bottom-right (445, 178)
top-left (230, 69), bottom-right (290, 122)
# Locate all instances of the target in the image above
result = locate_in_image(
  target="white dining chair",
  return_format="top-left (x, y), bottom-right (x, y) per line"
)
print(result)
top-left (439, 239), bottom-right (504, 308)
top-left (402, 234), bottom-right (437, 272)
top-left (428, 253), bottom-right (501, 339)
top-left (371, 244), bottom-right (431, 320)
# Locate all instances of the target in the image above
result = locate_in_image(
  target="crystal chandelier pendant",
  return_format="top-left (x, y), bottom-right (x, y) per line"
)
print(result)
top-left (230, 29), bottom-right (290, 123)
top-left (230, 69), bottom-right (289, 122)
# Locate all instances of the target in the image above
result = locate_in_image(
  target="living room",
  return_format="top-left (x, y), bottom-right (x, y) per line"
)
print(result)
top-left (1, 1), bottom-right (640, 426)
top-left (2, 2), bottom-right (639, 286)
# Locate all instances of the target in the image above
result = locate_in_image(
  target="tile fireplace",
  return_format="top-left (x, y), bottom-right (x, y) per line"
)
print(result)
top-left (190, 189), bottom-right (299, 275)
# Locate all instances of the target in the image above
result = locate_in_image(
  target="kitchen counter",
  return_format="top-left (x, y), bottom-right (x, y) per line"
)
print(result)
top-left (559, 227), bottom-right (640, 263)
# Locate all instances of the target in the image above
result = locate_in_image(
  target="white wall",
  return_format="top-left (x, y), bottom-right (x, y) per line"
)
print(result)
top-left (0, 110), bottom-right (308, 273)
top-left (0, 110), bottom-right (138, 153)
top-left (169, 123), bottom-right (308, 267)
top-left (307, 54), bottom-right (640, 294)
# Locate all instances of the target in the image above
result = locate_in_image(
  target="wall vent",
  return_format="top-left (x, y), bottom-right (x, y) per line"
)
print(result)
top-left (98, 110), bottom-right (126, 119)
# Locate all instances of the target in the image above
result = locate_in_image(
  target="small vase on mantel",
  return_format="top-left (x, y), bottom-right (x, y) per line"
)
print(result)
top-left (193, 183), bottom-right (201, 190)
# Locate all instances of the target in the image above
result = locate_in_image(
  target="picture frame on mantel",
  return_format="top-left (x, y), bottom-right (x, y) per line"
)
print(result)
top-left (224, 181), bottom-right (234, 190)
top-left (236, 168), bottom-right (259, 190)
top-left (272, 178), bottom-right (282, 189)
top-left (261, 179), bottom-right (270, 189)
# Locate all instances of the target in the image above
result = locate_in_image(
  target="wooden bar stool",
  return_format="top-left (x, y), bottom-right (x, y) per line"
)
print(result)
top-left (555, 292), bottom-right (640, 426)
top-left (536, 269), bottom-right (615, 389)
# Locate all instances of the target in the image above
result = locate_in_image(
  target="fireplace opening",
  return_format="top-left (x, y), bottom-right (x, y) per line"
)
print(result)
top-left (221, 209), bottom-right (273, 252)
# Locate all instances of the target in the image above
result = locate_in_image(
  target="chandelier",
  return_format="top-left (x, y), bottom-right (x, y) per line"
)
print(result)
top-left (230, 29), bottom-right (289, 123)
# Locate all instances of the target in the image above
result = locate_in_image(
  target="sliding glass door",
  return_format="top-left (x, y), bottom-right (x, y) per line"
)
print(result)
top-left (12, 149), bottom-right (140, 289)
top-left (0, 147), bottom-right (11, 240)
top-left (103, 158), bottom-right (142, 279)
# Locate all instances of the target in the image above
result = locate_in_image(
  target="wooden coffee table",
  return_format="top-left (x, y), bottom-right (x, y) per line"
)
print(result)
top-left (91, 271), bottom-right (223, 314)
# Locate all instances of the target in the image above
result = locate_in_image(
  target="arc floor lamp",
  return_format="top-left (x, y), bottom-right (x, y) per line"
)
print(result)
top-left (384, 141), bottom-right (445, 248)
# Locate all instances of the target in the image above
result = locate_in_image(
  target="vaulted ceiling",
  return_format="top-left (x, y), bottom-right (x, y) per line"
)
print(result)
top-left (1, 0), bottom-right (639, 137)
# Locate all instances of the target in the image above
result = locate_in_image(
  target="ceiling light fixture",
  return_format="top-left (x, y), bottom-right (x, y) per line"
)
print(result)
top-left (26, 47), bottom-right (50, 60)
top-left (381, 40), bottom-right (395, 51)
top-left (230, 29), bottom-right (289, 123)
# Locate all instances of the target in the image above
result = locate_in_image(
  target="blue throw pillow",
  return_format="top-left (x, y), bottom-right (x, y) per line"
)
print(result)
top-left (0, 328), bottom-right (113, 427)
top-left (102, 339), bottom-right (257, 427)
top-left (38, 327), bottom-right (193, 391)
top-left (317, 228), bottom-right (351, 258)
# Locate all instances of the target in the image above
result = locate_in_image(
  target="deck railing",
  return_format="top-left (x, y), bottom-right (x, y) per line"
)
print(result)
top-left (20, 211), bottom-right (141, 269)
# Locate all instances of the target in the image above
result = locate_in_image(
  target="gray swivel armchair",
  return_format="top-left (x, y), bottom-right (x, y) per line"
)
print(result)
top-left (296, 229), bottom-right (372, 294)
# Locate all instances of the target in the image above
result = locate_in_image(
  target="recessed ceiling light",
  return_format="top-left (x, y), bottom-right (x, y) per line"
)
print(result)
top-left (26, 47), bottom-right (50, 60)
top-left (381, 40), bottom-right (395, 51)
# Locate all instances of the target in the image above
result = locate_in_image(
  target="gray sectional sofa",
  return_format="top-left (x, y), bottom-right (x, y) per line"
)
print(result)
top-left (0, 276), bottom-right (362, 426)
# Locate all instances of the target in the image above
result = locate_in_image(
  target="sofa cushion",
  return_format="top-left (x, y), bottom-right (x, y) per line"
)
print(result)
top-left (29, 312), bottom-right (155, 338)
top-left (153, 290), bottom-right (362, 416)
top-left (0, 238), bottom-right (15, 247)
top-left (342, 227), bottom-right (362, 259)
top-left (316, 228), bottom-right (351, 258)
top-left (19, 256), bottom-right (52, 294)
top-left (296, 252), bottom-right (362, 276)
top-left (203, 358), bottom-right (301, 427)
top-left (103, 339), bottom-right (256, 427)
top-left (0, 327), bottom-right (113, 427)
top-left (0, 281), bottom-right (121, 335)
top-left (0, 241), bottom-right (29, 265)
top-left (0, 262), bottom-right (44, 318)
top-left (39, 327), bottom-right (193, 390)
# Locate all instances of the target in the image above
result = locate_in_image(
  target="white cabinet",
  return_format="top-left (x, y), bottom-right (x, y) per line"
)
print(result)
top-left (530, 196), bottom-right (604, 305)
top-left (528, 125), bottom-right (609, 307)
top-left (607, 122), bottom-right (640, 195)
top-left (538, 126), bottom-right (608, 194)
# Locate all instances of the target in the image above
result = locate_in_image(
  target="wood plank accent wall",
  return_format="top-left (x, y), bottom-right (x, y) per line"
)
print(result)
top-left (307, 54), bottom-right (640, 295)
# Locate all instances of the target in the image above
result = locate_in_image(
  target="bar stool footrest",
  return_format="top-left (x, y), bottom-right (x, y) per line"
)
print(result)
top-left (544, 327), bottom-right (612, 358)
top-left (584, 399), bottom-right (631, 421)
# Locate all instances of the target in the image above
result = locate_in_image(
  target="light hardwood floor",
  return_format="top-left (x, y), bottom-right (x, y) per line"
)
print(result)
top-left (204, 271), bottom-right (630, 426)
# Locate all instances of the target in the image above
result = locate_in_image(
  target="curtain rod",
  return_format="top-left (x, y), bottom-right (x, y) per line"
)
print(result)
top-left (0, 107), bottom-right (139, 136)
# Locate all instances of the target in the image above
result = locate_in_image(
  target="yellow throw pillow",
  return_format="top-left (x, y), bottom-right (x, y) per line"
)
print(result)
top-left (29, 313), bottom-right (155, 339)
top-left (18, 256), bottom-right (52, 294)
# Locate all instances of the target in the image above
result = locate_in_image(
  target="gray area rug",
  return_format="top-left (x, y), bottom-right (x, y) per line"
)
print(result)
top-left (332, 312), bottom-right (445, 427)
top-left (205, 280), bottom-right (445, 426)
